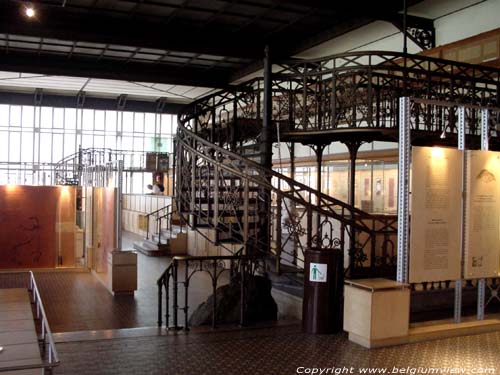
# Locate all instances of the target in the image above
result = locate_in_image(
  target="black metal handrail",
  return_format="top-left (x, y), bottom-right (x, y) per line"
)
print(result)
top-left (157, 254), bottom-right (262, 330)
top-left (145, 204), bottom-right (170, 241)
top-left (144, 204), bottom-right (186, 244)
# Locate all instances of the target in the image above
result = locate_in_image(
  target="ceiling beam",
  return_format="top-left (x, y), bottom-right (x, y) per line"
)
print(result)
top-left (0, 90), bottom-right (185, 113)
top-left (0, 1), bottom-right (264, 59)
top-left (0, 51), bottom-right (230, 87)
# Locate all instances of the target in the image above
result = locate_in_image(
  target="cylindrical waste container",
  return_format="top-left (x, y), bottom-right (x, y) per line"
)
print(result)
top-left (302, 248), bottom-right (343, 334)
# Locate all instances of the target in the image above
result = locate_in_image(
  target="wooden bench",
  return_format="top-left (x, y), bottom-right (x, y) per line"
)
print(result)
top-left (0, 288), bottom-right (43, 375)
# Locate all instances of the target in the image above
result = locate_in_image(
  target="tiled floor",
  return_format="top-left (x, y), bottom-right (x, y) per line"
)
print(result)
top-left (0, 232), bottom-right (229, 332)
top-left (52, 324), bottom-right (500, 375)
top-left (1, 231), bottom-right (499, 374)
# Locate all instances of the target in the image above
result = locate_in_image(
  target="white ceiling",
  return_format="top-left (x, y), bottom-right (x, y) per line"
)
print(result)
top-left (0, 71), bottom-right (218, 103)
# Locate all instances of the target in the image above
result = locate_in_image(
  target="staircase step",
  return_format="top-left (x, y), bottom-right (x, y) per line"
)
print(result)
top-left (151, 234), bottom-right (170, 244)
top-left (133, 240), bottom-right (170, 257)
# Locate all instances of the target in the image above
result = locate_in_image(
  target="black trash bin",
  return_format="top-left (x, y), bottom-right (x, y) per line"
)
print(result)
top-left (302, 248), bottom-right (344, 334)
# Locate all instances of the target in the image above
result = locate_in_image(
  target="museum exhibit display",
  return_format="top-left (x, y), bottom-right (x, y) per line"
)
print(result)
top-left (409, 146), bottom-right (463, 283)
top-left (464, 150), bottom-right (500, 279)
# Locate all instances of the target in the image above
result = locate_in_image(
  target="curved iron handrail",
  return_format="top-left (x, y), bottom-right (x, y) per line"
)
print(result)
top-left (176, 123), bottom-right (397, 274)
top-left (174, 50), bottom-right (500, 277)
top-left (178, 125), bottom-right (395, 233)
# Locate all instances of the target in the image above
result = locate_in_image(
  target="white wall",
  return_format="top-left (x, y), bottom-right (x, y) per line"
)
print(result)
top-left (295, 0), bottom-right (499, 58)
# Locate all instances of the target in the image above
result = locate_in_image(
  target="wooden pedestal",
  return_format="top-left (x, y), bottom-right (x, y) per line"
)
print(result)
top-left (343, 278), bottom-right (410, 348)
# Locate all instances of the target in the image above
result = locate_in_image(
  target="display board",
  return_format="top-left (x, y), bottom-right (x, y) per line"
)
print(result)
top-left (409, 147), bottom-right (463, 283)
top-left (464, 150), bottom-right (500, 278)
top-left (0, 186), bottom-right (76, 268)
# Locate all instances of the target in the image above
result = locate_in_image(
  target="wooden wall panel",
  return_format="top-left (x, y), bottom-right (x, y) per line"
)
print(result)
top-left (420, 28), bottom-right (500, 67)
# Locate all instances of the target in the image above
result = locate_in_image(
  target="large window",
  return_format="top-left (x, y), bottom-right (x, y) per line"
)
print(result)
top-left (0, 104), bottom-right (177, 189)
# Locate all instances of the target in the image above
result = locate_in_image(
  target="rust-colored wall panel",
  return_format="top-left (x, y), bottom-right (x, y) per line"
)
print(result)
top-left (0, 186), bottom-right (75, 269)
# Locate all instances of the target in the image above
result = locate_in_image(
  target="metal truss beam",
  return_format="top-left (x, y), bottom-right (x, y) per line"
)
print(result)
top-left (0, 90), bottom-right (184, 114)
top-left (0, 1), bottom-right (263, 60)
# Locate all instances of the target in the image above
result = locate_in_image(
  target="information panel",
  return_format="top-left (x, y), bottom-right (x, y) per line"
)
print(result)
top-left (409, 147), bottom-right (463, 283)
top-left (464, 150), bottom-right (500, 279)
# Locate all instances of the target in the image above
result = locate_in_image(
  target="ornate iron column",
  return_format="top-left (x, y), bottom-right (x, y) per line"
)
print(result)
top-left (261, 45), bottom-right (273, 170)
top-left (258, 45), bottom-right (273, 254)
top-left (344, 140), bottom-right (363, 209)
top-left (312, 144), bottom-right (327, 236)
top-left (343, 140), bottom-right (363, 273)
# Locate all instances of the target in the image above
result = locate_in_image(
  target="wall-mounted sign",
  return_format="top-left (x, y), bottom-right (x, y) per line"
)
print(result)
top-left (464, 150), bottom-right (500, 279)
top-left (409, 147), bottom-right (463, 283)
top-left (309, 263), bottom-right (327, 282)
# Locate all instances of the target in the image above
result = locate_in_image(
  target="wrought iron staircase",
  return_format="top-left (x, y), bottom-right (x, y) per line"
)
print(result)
top-left (175, 51), bottom-right (500, 278)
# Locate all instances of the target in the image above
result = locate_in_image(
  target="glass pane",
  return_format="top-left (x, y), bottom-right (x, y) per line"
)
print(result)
top-left (122, 112), bottom-right (134, 133)
top-left (161, 114), bottom-right (171, 134)
top-left (22, 106), bottom-right (34, 127)
top-left (105, 135), bottom-right (116, 150)
top-left (82, 134), bottom-right (93, 149)
top-left (53, 108), bottom-right (64, 128)
top-left (20, 132), bottom-right (34, 162)
top-left (39, 133), bottom-right (52, 162)
top-left (0, 131), bottom-right (8, 161)
top-left (65, 108), bottom-right (77, 129)
top-left (94, 135), bottom-right (104, 149)
top-left (133, 137), bottom-right (144, 152)
top-left (63, 134), bottom-right (77, 157)
top-left (95, 110), bottom-right (105, 131)
top-left (40, 107), bottom-right (53, 128)
top-left (52, 134), bottom-right (64, 163)
top-left (0, 105), bottom-right (9, 126)
top-left (105, 111), bottom-right (117, 132)
top-left (121, 136), bottom-right (133, 151)
top-left (134, 112), bottom-right (144, 133)
top-left (9, 132), bottom-right (21, 161)
top-left (144, 113), bottom-right (156, 134)
top-left (82, 109), bottom-right (94, 130)
top-left (10, 106), bottom-right (21, 127)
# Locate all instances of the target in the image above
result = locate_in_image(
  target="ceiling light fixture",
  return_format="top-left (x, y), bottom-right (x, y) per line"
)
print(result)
top-left (25, 6), bottom-right (35, 18)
